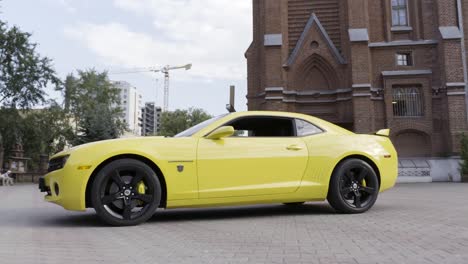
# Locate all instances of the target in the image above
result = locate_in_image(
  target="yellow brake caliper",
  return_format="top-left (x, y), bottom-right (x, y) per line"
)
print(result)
top-left (137, 181), bottom-right (147, 206)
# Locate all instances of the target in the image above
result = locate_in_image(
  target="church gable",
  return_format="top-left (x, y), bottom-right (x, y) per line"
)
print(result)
top-left (288, 0), bottom-right (342, 53)
top-left (285, 13), bottom-right (346, 68)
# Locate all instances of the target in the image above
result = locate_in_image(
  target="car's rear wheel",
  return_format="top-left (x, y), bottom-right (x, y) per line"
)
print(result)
top-left (91, 159), bottom-right (161, 226)
top-left (327, 159), bottom-right (379, 214)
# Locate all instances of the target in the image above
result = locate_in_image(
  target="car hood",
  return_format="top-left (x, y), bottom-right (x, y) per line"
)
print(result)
top-left (51, 136), bottom-right (167, 159)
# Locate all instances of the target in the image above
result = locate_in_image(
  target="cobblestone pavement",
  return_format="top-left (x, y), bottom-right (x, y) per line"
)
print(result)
top-left (1, 183), bottom-right (468, 264)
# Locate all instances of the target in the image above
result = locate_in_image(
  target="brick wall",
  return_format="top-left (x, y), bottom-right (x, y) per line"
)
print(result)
top-left (246, 0), bottom-right (468, 156)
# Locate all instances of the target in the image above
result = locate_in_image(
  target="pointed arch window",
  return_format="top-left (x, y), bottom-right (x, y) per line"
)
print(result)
top-left (392, 87), bottom-right (424, 117)
top-left (391, 0), bottom-right (409, 26)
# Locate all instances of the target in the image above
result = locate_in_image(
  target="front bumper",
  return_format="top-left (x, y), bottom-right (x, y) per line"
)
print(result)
top-left (39, 166), bottom-right (93, 212)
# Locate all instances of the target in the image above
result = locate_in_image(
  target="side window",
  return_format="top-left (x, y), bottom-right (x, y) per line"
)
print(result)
top-left (227, 117), bottom-right (295, 137)
top-left (391, 0), bottom-right (408, 26)
top-left (295, 119), bottom-right (323, 136)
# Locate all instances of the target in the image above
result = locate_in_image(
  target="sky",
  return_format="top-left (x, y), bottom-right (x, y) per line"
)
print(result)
top-left (1, 0), bottom-right (253, 115)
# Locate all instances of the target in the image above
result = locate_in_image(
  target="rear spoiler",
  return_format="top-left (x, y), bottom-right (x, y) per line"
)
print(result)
top-left (375, 129), bottom-right (390, 137)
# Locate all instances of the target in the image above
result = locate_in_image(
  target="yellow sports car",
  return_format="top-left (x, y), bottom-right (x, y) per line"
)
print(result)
top-left (39, 111), bottom-right (398, 226)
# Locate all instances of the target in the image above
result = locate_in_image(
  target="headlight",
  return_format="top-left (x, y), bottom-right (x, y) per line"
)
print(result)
top-left (48, 155), bottom-right (70, 173)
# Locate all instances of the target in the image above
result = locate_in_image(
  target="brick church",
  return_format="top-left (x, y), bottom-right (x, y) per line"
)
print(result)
top-left (246, 0), bottom-right (468, 158)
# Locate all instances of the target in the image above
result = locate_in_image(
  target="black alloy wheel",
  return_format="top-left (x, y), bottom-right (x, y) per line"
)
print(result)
top-left (91, 159), bottom-right (162, 226)
top-left (327, 159), bottom-right (379, 214)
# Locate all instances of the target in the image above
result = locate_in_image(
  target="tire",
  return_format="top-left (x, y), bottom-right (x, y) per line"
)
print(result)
top-left (327, 159), bottom-right (379, 214)
top-left (91, 159), bottom-right (162, 226)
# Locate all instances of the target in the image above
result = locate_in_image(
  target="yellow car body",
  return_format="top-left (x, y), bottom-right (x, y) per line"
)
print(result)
top-left (41, 111), bottom-right (398, 219)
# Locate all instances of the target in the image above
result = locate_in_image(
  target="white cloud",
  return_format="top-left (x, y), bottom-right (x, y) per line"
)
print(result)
top-left (49, 0), bottom-right (77, 13)
top-left (64, 0), bottom-right (252, 81)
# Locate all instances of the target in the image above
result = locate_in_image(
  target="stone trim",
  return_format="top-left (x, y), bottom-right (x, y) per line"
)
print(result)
top-left (265, 96), bottom-right (283, 101)
top-left (282, 89), bottom-right (352, 96)
top-left (353, 93), bottom-right (372, 97)
top-left (352, 83), bottom-right (372, 89)
top-left (348, 28), bottom-right (369, 42)
top-left (262, 89), bottom-right (354, 103)
top-left (382, 69), bottom-right (432, 77)
top-left (282, 98), bottom-right (352, 103)
top-left (264, 34), bottom-right (283, 46)
top-left (397, 176), bottom-right (432, 183)
top-left (446, 82), bottom-right (466, 87)
top-left (447, 92), bottom-right (466, 96)
top-left (391, 26), bottom-right (413, 32)
top-left (247, 93), bottom-right (266, 99)
top-left (263, 87), bottom-right (352, 96)
top-left (439, 26), bottom-right (462, 40)
top-left (286, 13), bottom-right (346, 66)
top-left (264, 87), bottom-right (284, 92)
top-left (369, 40), bottom-right (438, 48)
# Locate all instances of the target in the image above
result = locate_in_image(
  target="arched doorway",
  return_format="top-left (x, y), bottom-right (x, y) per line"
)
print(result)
top-left (293, 54), bottom-right (338, 91)
top-left (290, 54), bottom-right (353, 130)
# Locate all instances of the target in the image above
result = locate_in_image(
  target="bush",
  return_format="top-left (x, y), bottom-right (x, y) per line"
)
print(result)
top-left (461, 134), bottom-right (468, 176)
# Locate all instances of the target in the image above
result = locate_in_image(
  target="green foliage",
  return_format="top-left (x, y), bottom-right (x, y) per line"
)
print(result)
top-left (0, 17), bottom-right (63, 169)
top-left (0, 20), bottom-right (60, 109)
top-left (56, 70), bottom-right (126, 145)
top-left (461, 134), bottom-right (468, 175)
top-left (0, 102), bottom-right (73, 170)
top-left (0, 107), bottom-right (22, 152)
top-left (21, 101), bottom-right (74, 156)
top-left (159, 108), bottom-right (212, 137)
top-left (74, 103), bottom-right (125, 144)
top-left (22, 102), bottom-right (74, 170)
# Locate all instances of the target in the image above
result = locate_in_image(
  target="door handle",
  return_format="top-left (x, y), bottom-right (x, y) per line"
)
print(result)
top-left (286, 145), bottom-right (303, 151)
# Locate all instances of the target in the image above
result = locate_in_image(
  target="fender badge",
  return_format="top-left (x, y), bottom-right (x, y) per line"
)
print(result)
top-left (177, 165), bottom-right (184, 173)
top-left (77, 165), bottom-right (92, 170)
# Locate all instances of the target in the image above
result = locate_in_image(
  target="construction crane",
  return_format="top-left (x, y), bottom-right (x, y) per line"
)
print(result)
top-left (110, 63), bottom-right (192, 112)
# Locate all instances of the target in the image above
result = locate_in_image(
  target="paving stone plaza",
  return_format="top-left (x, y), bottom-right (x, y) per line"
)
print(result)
top-left (1, 183), bottom-right (468, 264)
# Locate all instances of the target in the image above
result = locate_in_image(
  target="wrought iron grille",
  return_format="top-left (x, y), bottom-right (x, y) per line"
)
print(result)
top-left (392, 87), bottom-right (424, 117)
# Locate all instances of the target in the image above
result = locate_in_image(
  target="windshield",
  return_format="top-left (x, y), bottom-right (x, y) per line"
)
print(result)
top-left (174, 114), bottom-right (229, 138)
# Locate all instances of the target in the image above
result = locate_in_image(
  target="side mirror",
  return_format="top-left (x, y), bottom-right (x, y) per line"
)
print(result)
top-left (206, 126), bottom-right (235, 140)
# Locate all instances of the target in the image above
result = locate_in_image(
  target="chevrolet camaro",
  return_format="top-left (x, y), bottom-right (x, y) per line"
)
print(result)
top-left (39, 111), bottom-right (398, 226)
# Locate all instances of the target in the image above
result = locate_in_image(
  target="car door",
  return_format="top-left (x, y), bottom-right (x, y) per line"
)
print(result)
top-left (196, 116), bottom-right (309, 198)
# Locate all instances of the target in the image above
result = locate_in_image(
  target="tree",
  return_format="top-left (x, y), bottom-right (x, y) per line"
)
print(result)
top-left (21, 101), bottom-right (74, 156)
top-left (0, 107), bottom-right (22, 152)
top-left (0, 18), bottom-right (61, 164)
top-left (0, 20), bottom-right (60, 109)
top-left (74, 103), bottom-right (124, 144)
top-left (159, 108), bottom-right (212, 137)
top-left (57, 70), bottom-right (126, 145)
top-left (0, 101), bottom-right (73, 170)
top-left (19, 101), bottom-right (74, 169)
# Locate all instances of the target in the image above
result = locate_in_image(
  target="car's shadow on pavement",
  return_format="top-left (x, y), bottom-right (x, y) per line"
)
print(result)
top-left (2, 202), bottom-right (399, 228)
top-left (148, 203), bottom-right (336, 223)
top-left (3, 203), bottom-right (338, 228)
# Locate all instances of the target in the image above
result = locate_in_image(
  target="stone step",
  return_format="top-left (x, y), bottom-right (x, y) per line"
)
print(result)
top-left (398, 157), bottom-right (462, 182)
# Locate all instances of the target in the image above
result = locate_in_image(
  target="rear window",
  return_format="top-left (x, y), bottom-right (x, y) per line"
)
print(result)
top-left (295, 119), bottom-right (323, 136)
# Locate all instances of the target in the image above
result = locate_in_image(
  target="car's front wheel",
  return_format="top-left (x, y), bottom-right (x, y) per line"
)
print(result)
top-left (91, 159), bottom-right (162, 226)
top-left (327, 159), bottom-right (379, 214)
